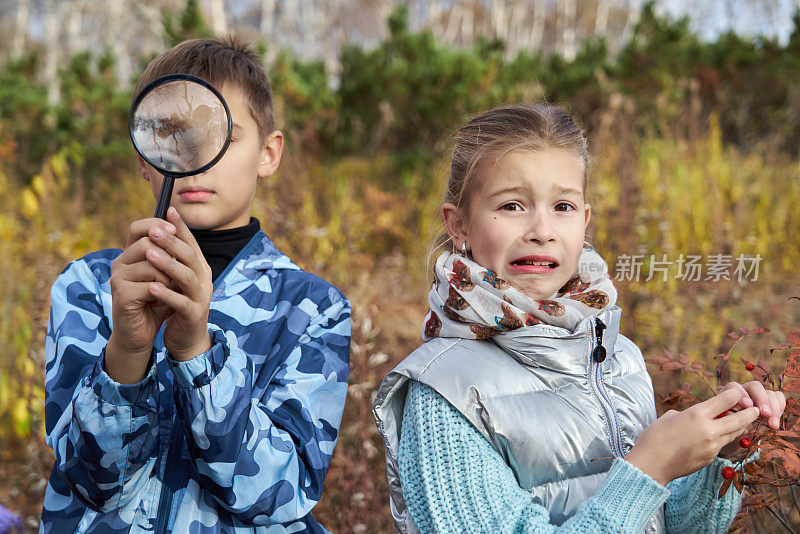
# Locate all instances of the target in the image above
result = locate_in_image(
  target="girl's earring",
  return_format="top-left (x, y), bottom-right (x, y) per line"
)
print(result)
top-left (461, 242), bottom-right (467, 256)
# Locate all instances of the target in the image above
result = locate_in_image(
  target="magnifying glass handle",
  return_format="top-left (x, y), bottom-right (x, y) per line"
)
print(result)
top-left (154, 174), bottom-right (176, 220)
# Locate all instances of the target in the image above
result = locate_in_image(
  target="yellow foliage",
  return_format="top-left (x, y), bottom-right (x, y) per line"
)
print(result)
top-left (31, 174), bottom-right (45, 197)
top-left (50, 152), bottom-right (69, 185)
top-left (0, 122), bottom-right (798, 447)
top-left (12, 397), bottom-right (30, 437)
top-left (20, 187), bottom-right (39, 219)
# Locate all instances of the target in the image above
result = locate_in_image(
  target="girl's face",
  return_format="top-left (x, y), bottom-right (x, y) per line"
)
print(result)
top-left (442, 148), bottom-right (591, 301)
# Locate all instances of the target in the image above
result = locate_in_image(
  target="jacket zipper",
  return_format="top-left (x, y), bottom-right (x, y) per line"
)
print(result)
top-left (590, 317), bottom-right (625, 457)
top-left (155, 422), bottom-right (183, 534)
top-left (152, 233), bottom-right (262, 533)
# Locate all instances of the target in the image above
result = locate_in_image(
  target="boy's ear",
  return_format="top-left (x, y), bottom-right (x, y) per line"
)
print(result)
top-left (257, 130), bottom-right (284, 179)
top-left (441, 203), bottom-right (469, 248)
top-left (136, 155), bottom-right (151, 182)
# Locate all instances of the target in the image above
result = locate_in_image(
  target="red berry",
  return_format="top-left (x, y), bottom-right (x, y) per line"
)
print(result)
top-left (746, 363), bottom-right (755, 371)
top-left (714, 410), bottom-right (729, 419)
top-left (740, 437), bottom-right (752, 448)
top-left (722, 466), bottom-right (735, 479)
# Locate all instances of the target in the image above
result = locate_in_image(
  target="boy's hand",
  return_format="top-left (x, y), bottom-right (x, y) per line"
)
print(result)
top-left (145, 207), bottom-right (213, 362)
top-left (107, 217), bottom-right (179, 383)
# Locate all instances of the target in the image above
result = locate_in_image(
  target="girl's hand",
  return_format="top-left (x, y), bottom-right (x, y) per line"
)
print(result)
top-left (145, 207), bottom-right (213, 362)
top-left (717, 381), bottom-right (786, 458)
top-left (625, 388), bottom-right (760, 486)
top-left (717, 381), bottom-right (786, 429)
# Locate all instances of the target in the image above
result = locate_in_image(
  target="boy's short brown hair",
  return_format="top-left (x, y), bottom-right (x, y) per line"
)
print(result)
top-left (134, 36), bottom-right (274, 143)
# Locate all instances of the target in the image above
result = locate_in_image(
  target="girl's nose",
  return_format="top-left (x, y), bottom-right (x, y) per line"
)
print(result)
top-left (524, 211), bottom-right (556, 243)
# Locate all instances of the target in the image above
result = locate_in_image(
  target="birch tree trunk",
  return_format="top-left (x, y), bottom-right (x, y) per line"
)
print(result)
top-left (427, 0), bottom-right (442, 29)
top-left (529, 0), bottom-right (546, 53)
top-left (489, 0), bottom-right (508, 40)
top-left (622, 0), bottom-right (642, 46)
top-left (105, 0), bottom-right (131, 86)
top-left (43, 0), bottom-right (60, 105)
top-left (505, 1), bottom-right (527, 54)
top-left (442, 1), bottom-right (463, 44)
top-left (462, 0), bottom-right (473, 47)
top-left (260, 0), bottom-right (276, 38)
top-left (12, 0), bottom-right (30, 58)
top-left (209, 0), bottom-right (228, 36)
top-left (561, 0), bottom-right (577, 61)
top-left (66, 0), bottom-right (84, 56)
top-left (136, 2), bottom-right (165, 49)
top-left (595, 0), bottom-right (609, 37)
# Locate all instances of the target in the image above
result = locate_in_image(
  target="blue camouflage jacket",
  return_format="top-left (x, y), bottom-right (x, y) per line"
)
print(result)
top-left (40, 231), bottom-right (351, 533)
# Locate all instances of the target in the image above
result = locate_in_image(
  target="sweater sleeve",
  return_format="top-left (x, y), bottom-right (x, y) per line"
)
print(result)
top-left (398, 381), bottom-right (670, 533)
top-left (664, 456), bottom-right (744, 534)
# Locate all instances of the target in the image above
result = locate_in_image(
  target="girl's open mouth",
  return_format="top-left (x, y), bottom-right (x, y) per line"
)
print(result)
top-left (509, 256), bottom-right (559, 273)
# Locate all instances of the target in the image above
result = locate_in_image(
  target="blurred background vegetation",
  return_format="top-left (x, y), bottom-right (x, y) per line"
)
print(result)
top-left (1, 0), bottom-right (799, 532)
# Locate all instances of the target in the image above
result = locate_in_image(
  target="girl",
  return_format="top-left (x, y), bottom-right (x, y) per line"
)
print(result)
top-left (372, 104), bottom-right (785, 533)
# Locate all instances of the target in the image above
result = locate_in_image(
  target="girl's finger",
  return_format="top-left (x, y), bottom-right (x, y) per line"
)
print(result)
top-left (720, 382), bottom-right (754, 409)
top-left (767, 391), bottom-right (786, 429)
top-left (716, 405), bottom-right (760, 437)
top-left (701, 387), bottom-right (748, 417)
top-left (742, 381), bottom-right (771, 416)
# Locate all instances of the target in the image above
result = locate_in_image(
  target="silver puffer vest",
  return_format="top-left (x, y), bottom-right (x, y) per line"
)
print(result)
top-left (372, 305), bottom-right (665, 533)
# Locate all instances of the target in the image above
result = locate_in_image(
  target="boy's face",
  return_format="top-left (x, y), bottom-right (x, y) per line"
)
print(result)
top-left (138, 84), bottom-right (282, 231)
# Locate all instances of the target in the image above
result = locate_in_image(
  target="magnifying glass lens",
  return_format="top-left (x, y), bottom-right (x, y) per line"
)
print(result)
top-left (131, 79), bottom-right (229, 175)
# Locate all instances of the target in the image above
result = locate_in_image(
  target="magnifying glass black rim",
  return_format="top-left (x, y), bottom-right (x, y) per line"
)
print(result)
top-left (128, 73), bottom-right (233, 178)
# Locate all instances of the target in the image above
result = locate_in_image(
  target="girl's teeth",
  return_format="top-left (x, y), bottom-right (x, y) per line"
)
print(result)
top-left (516, 261), bottom-right (555, 267)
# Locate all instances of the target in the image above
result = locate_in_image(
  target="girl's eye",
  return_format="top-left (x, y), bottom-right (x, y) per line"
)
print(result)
top-left (555, 202), bottom-right (575, 212)
top-left (501, 202), bottom-right (523, 211)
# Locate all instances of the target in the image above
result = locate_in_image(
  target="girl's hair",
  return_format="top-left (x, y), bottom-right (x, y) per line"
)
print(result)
top-left (428, 103), bottom-right (590, 266)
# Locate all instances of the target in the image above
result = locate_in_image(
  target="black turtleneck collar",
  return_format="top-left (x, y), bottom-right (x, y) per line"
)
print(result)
top-left (190, 217), bottom-right (260, 282)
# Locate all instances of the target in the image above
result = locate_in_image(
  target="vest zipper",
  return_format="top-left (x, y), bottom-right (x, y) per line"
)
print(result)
top-left (590, 317), bottom-right (625, 457)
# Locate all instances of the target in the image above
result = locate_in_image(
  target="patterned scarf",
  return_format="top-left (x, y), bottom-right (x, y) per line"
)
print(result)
top-left (423, 242), bottom-right (618, 341)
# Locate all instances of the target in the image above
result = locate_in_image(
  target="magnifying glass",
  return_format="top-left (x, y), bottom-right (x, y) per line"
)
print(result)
top-left (129, 74), bottom-right (232, 219)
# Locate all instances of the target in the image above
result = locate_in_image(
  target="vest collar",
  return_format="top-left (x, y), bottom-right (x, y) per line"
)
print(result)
top-left (489, 306), bottom-right (622, 373)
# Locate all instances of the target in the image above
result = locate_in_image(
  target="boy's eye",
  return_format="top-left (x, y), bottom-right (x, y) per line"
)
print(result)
top-left (555, 202), bottom-right (575, 212)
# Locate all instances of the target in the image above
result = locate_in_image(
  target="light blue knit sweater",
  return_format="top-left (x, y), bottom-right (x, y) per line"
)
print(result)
top-left (399, 381), bottom-right (743, 534)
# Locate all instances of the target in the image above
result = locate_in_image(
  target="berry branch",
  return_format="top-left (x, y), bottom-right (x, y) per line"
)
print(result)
top-left (646, 298), bottom-right (800, 533)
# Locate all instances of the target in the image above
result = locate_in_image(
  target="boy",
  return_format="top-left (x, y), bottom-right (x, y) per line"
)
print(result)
top-left (40, 37), bottom-right (350, 533)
